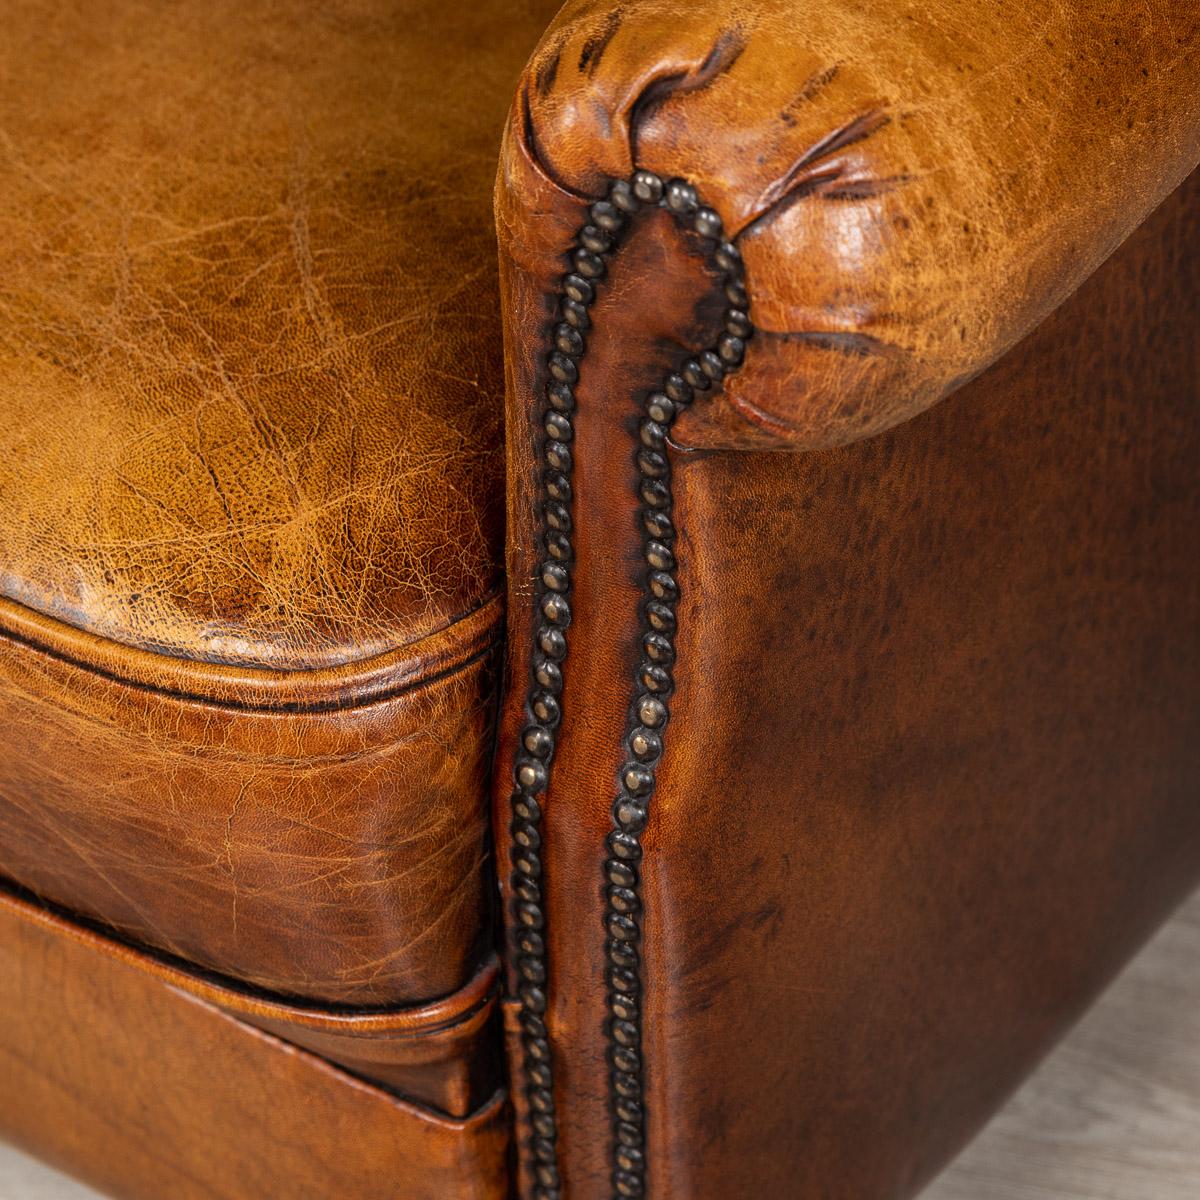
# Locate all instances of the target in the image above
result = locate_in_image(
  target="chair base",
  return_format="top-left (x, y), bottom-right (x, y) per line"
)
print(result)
top-left (0, 886), bottom-right (509, 1200)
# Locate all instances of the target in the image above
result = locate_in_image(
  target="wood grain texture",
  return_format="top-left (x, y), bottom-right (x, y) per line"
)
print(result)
top-left (4, 893), bottom-right (1197, 1198)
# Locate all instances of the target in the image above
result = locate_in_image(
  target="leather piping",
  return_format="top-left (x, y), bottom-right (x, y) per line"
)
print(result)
top-left (0, 876), bottom-right (499, 1030)
top-left (0, 590), bottom-right (501, 712)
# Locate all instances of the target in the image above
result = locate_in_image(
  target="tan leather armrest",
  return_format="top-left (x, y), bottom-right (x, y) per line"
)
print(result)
top-left (516, 0), bottom-right (1200, 449)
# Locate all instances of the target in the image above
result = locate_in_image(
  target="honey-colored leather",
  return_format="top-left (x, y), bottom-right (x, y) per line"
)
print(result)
top-left (0, 0), bottom-right (564, 669)
top-left (517, 0), bottom-right (1200, 450)
top-left (0, 0), bottom-right (561, 1011)
top-left (495, 34), bottom-right (1200, 1200)
top-left (0, 885), bottom-right (509, 1200)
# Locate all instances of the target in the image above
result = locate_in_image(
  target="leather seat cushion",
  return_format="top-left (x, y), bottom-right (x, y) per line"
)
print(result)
top-left (0, 0), bottom-right (557, 1006)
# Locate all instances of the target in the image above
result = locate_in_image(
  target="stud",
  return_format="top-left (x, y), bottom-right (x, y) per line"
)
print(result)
top-left (611, 1017), bottom-right (639, 1045)
top-left (538, 627), bottom-right (567, 661)
top-left (645, 393), bottom-right (675, 423)
top-left (517, 905), bottom-right (545, 931)
top-left (608, 967), bottom-right (640, 995)
top-left (547, 381), bottom-right (575, 412)
top-left (645, 541), bottom-right (674, 571)
top-left (693, 206), bottom-right (722, 238)
top-left (543, 501), bottom-right (571, 532)
top-left (664, 178), bottom-right (698, 214)
top-left (622, 765), bottom-right (653, 795)
top-left (610, 179), bottom-right (639, 213)
top-left (541, 593), bottom-right (570, 624)
top-left (573, 247), bottom-right (606, 279)
top-left (643, 509), bottom-right (674, 540)
top-left (640, 663), bottom-right (672, 693)
top-left (518, 929), bottom-right (545, 957)
top-left (681, 358), bottom-right (711, 389)
top-left (544, 473), bottom-right (571, 504)
top-left (545, 529), bottom-right (571, 560)
top-left (610, 1045), bottom-right (640, 1074)
top-left (631, 170), bottom-right (663, 204)
top-left (725, 307), bottom-right (752, 338)
top-left (514, 821), bottom-right (542, 851)
top-left (579, 225), bottom-right (614, 254)
top-left (590, 200), bottom-right (624, 231)
top-left (648, 570), bottom-right (678, 601)
top-left (638, 696), bottom-right (668, 727)
top-left (514, 794), bottom-right (542, 823)
top-left (544, 411), bottom-right (573, 441)
top-left (718, 333), bottom-right (745, 365)
top-left (548, 353), bottom-right (578, 384)
top-left (639, 419), bottom-right (667, 449)
top-left (608, 831), bottom-right (643, 861)
top-left (561, 297), bottom-right (591, 329)
top-left (555, 323), bottom-right (584, 356)
top-left (629, 727), bottom-right (662, 760)
top-left (608, 912), bottom-right (638, 940)
top-left (699, 349), bottom-right (724, 381)
top-left (715, 240), bottom-right (742, 272)
top-left (542, 561), bottom-right (569, 591)
top-left (525, 720), bottom-right (552, 758)
top-left (606, 859), bottom-right (638, 888)
top-left (534, 659), bottom-right (562, 691)
top-left (613, 797), bottom-right (648, 832)
top-left (640, 479), bottom-right (670, 509)
top-left (518, 760), bottom-right (548, 792)
top-left (563, 273), bottom-right (595, 304)
top-left (663, 374), bottom-right (692, 404)
top-left (645, 601), bottom-right (675, 633)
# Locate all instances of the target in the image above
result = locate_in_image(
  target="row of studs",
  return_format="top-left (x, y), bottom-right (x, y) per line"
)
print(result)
top-left (508, 166), bottom-right (752, 1200)
top-left (507, 176), bottom-right (638, 1200)
top-left (600, 170), bottom-right (753, 1200)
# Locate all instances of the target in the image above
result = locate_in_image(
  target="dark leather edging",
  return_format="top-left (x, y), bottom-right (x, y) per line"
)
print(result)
top-left (0, 590), bottom-right (502, 712)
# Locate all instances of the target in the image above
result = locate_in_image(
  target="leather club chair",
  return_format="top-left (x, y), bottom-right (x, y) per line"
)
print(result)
top-left (1, 2), bottom-right (1197, 1197)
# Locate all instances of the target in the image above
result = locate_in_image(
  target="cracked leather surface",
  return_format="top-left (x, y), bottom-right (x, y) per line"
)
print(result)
top-left (0, 0), bottom-right (554, 668)
top-left (0, 0), bottom-right (560, 1012)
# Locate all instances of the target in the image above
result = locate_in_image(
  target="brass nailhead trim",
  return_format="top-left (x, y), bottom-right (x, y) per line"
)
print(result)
top-left (508, 168), bottom-right (753, 1200)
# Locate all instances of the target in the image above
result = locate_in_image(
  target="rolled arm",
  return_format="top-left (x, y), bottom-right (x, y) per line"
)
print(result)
top-left (515, 0), bottom-right (1200, 449)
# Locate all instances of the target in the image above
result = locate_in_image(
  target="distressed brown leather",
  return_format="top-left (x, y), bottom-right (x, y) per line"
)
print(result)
top-left (518, 0), bottom-right (1200, 450)
top-left (0, 0), bottom-right (560, 1012)
top-left (495, 14), bottom-right (1200, 1198)
top-left (2, 2), bottom-right (1199, 1198)
top-left (0, 877), bottom-right (501, 1117)
top-left (0, 599), bottom-right (500, 1007)
top-left (0, 886), bottom-right (509, 1200)
top-left (0, 0), bottom-right (541, 667)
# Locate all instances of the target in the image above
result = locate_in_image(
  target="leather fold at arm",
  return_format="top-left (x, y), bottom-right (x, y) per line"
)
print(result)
top-left (513, 0), bottom-right (1200, 450)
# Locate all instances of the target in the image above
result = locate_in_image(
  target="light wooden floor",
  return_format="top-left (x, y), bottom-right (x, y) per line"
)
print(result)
top-left (2, 891), bottom-right (1197, 1199)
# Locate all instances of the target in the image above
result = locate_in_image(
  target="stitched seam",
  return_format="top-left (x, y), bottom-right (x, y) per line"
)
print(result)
top-left (506, 171), bottom-right (753, 1200)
